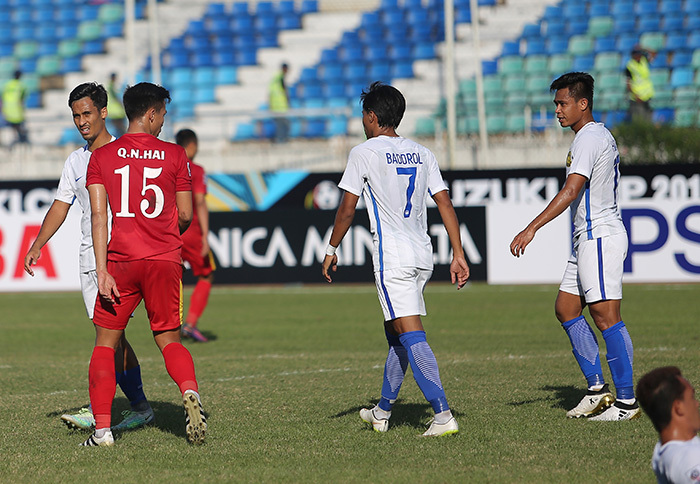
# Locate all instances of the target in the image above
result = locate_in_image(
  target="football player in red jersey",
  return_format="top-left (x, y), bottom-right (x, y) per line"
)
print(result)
top-left (84, 83), bottom-right (205, 446)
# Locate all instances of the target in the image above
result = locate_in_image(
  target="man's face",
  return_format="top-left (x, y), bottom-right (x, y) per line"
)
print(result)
top-left (679, 377), bottom-right (700, 433)
top-left (71, 97), bottom-right (106, 142)
top-left (553, 87), bottom-right (586, 129)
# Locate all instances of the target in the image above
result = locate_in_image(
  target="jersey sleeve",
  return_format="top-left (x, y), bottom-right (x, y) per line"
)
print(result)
top-left (569, 131), bottom-right (599, 180)
top-left (55, 156), bottom-right (77, 204)
top-left (175, 149), bottom-right (192, 192)
top-left (338, 145), bottom-right (368, 196)
top-left (425, 150), bottom-right (448, 196)
top-left (191, 164), bottom-right (207, 194)
top-left (85, 150), bottom-right (103, 187)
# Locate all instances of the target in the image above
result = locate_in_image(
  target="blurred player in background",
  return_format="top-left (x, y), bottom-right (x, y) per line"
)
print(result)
top-left (322, 82), bottom-right (470, 437)
top-left (510, 72), bottom-right (638, 421)
top-left (84, 82), bottom-right (206, 446)
top-left (23, 82), bottom-right (153, 433)
top-left (176, 128), bottom-right (214, 343)
top-left (637, 367), bottom-right (700, 483)
top-left (107, 72), bottom-right (126, 137)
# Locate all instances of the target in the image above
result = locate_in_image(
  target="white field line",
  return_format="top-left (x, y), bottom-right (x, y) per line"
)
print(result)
top-left (4, 346), bottom-right (685, 400)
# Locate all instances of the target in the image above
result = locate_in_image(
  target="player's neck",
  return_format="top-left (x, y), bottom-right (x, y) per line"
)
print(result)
top-left (88, 130), bottom-right (113, 152)
top-left (571, 114), bottom-right (595, 133)
top-left (660, 422), bottom-right (699, 444)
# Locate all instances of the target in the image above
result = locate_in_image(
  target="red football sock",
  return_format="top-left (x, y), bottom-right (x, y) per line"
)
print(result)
top-left (162, 342), bottom-right (198, 394)
top-left (186, 279), bottom-right (212, 326)
top-left (89, 346), bottom-right (116, 430)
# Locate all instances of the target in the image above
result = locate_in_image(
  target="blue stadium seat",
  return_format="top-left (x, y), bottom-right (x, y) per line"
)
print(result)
top-left (303, 117), bottom-right (327, 138)
top-left (233, 122), bottom-right (256, 141)
top-left (616, 34), bottom-right (638, 53)
top-left (213, 50), bottom-right (236, 66)
top-left (278, 12), bottom-right (301, 30)
top-left (666, 33), bottom-right (688, 52)
top-left (611, 2), bottom-right (635, 17)
top-left (103, 22), bottom-right (123, 38)
top-left (326, 116), bottom-right (348, 137)
top-left (320, 49), bottom-right (338, 63)
top-left (232, 2), bottom-right (249, 15)
top-left (320, 63), bottom-right (343, 81)
top-left (670, 50), bottom-right (693, 68)
top-left (61, 56), bottom-right (82, 73)
top-left (670, 67), bottom-right (694, 87)
top-left (367, 44), bottom-right (389, 61)
top-left (572, 54), bottom-right (594, 71)
top-left (521, 23), bottom-right (541, 39)
top-left (589, 2), bottom-right (610, 17)
top-left (638, 17), bottom-right (660, 33)
top-left (661, 13), bottom-right (685, 31)
top-left (300, 0), bottom-right (318, 14)
top-left (594, 36), bottom-right (616, 53)
top-left (613, 18), bottom-right (637, 34)
top-left (413, 42), bottom-right (435, 60)
top-left (546, 38), bottom-right (569, 55)
top-left (205, 2), bottom-right (226, 16)
top-left (277, 0), bottom-right (295, 14)
top-left (339, 45), bottom-right (364, 62)
top-left (193, 86), bottom-right (216, 104)
top-left (566, 20), bottom-right (588, 36)
top-left (235, 48), bottom-right (257, 66)
top-left (687, 13), bottom-right (700, 30)
top-left (684, 0), bottom-right (700, 13)
top-left (215, 65), bottom-right (237, 84)
top-left (652, 108), bottom-right (675, 124)
top-left (345, 62), bottom-right (367, 83)
top-left (390, 44), bottom-right (412, 61)
top-left (526, 39), bottom-right (546, 56)
top-left (324, 82), bottom-right (346, 99)
top-left (689, 32), bottom-right (700, 50)
top-left (391, 60), bottom-right (413, 79)
top-left (368, 61), bottom-right (391, 81)
top-left (660, 0), bottom-right (682, 14)
top-left (635, 1), bottom-right (658, 15)
top-left (82, 40), bottom-right (104, 55)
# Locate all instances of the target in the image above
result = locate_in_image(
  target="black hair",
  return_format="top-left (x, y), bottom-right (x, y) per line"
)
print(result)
top-left (360, 81), bottom-right (405, 129)
top-left (175, 128), bottom-right (198, 148)
top-left (550, 72), bottom-right (594, 111)
top-left (122, 82), bottom-right (171, 121)
top-left (636, 366), bottom-right (686, 433)
top-left (68, 82), bottom-right (108, 110)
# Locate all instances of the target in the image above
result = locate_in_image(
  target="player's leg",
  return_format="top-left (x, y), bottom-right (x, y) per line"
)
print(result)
top-left (584, 235), bottom-right (639, 421)
top-left (145, 260), bottom-right (206, 444)
top-left (82, 325), bottom-right (123, 447)
top-left (182, 242), bottom-right (214, 343)
top-left (557, 253), bottom-right (613, 418)
top-left (112, 334), bottom-right (154, 431)
top-left (360, 321), bottom-right (409, 432)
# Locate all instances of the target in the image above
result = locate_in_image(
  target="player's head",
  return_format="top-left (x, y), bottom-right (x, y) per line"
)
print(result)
top-left (550, 72), bottom-right (594, 131)
top-left (637, 366), bottom-right (700, 434)
top-left (68, 82), bottom-right (109, 143)
top-left (176, 128), bottom-right (198, 161)
top-left (360, 81), bottom-right (405, 138)
top-left (281, 62), bottom-right (288, 74)
top-left (123, 82), bottom-right (171, 136)
top-left (13, 70), bottom-right (21, 80)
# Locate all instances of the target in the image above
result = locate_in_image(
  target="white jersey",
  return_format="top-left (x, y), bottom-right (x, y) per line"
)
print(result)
top-left (652, 436), bottom-right (700, 484)
top-left (338, 135), bottom-right (448, 272)
top-left (566, 122), bottom-right (626, 247)
top-left (54, 138), bottom-right (114, 272)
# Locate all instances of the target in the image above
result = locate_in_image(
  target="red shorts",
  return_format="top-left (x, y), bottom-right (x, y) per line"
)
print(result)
top-left (93, 259), bottom-right (183, 332)
top-left (181, 228), bottom-right (215, 277)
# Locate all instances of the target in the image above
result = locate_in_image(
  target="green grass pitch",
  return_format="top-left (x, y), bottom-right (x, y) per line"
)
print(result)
top-left (1, 283), bottom-right (698, 483)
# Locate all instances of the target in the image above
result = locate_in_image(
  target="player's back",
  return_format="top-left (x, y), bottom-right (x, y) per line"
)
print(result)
top-left (341, 135), bottom-right (447, 270)
top-left (87, 132), bottom-right (191, 263)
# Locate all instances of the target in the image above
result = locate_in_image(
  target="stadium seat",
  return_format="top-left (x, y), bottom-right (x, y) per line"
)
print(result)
top-left (665, 33), bottom-right (688, 52)
top-left (611, 2), bottom-right (635, 17)
top-left (572, 54), bottom-right (594, 72)
top-left (391, 60), bottom-right (413, 79)
top-left (661, 0), bottom-right (682, 14)
top-left (506, 114), bottom-right (526, 133)
top-left (684, 0), bottom-right (700, 13)
top-left (661, 13), bottom-right (685, 31)
top-left (215, 65), bottom-right (237, 85)
top-left (568, 36), bottom-right (593, 56)
top-left (562, 3), bottom-right (586, 18)
top-left (501, 41), bottom-right (520, 57)
top-left (589, 2), bottom-right (610, 17)
top-left (594, 36), bottom-right (617, 54)
top-left (638, 17), bottom-right (661, 33)
top-left (670, 51), bottom-right (693, 68)
top-left (415, 117), bottom-right (435, 137)
top-left (639, 32), bottom-right (664, 53)
top-left (652, 107), bottom-right (674, 124)
top-left (525, 39), bottom-right (546, 56)
top-left (649, 68), bottom-right (671, 87)
top-left (77, 21), bottom-right (102, 41)
top-left (503, 74), bottom-right (526, 91)
top-left (566, 20), bottom-right (588, 36)
top-left (98, 3), bottom-right (123, 23)
top-left (613, 18), bottom-right (636, 34)
top-left (588, 17), bottom-right (613, 38)
top-left (635, 1), bottom-right (658, 16)
top-left (486, 115), bottom-right (506, 134)
top-left (498, 56), bottom-right (524, 75)
top-left (670, 68), bottom-right (694, 88)
top-left (594, 52), bottom-right (622, 72)
top-left (524, 55), bottom-right (548, 74)
top-left (548, 54), bottom-right (573, 74)
top-left (673, 108), bottom-right (696, 127)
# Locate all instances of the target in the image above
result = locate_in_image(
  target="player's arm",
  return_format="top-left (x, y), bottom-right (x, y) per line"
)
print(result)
top-left (510, 173), bottom-right (587, 257)
top-left (194, 191), bottom-right (210, 256)
top-left (322, 191), bottom-right (359, 283)
top-left (88, 183), bottom-right (119, 302)
top-left (176, 191), bottom-right (193, 235)
top-left (432, 189), bottom-right (470, 289)
top-left (23, 200), bottom-right (71, 276)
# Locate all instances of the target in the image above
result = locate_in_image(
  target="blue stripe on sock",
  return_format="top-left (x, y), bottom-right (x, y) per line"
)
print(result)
top-left (602, 321), bottom-right (635, 400)
top-left (562, 316), bottom-right (605, 388)
top-left (399, 331), bottom-right (449, 413)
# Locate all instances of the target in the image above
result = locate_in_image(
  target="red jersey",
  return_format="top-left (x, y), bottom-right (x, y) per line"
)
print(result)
top-left (86, 133), bottom-right (192, 263)
top-left (187, 161), bottom-right (207, 235)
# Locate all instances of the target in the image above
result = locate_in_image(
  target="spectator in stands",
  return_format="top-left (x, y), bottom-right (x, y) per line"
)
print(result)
top-left (637, 366), bottom-right (700, 483)
top-left (268, 62), bottom-right (290, 143)
top-left (625, 45), bottom-right (656, 123)
top-left (2, 70), bottom-right (28, 146)
top-left (107, 73), bottom-right (126, 137)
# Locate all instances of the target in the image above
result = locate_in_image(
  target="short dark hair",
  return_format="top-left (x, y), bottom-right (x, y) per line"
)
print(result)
top-left (360, 81), bottom-right (405, 129)
top-left (175, 128), bottom-right (198, 148)
top-left (550, 72), bottom-right (594, 111)
top-left (123, 82), bottom-right (171, 121)
top-left (636, 366), bottom-right (685, 433)
top-left (68, 82), bottom-right (108, 110)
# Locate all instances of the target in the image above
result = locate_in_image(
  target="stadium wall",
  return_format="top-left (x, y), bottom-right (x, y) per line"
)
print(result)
top-left (1, 164), bottom-right (698, 292)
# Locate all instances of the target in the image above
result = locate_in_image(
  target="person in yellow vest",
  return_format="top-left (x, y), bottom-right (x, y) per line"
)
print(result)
top-left (625, 46), bottom-right (656, 123)
top-left (268, 62), bottom-right (290, 143)
top-left (107, 73), bottom-right (126, 137)
top-left (2, 70), bottom-right (29, 145)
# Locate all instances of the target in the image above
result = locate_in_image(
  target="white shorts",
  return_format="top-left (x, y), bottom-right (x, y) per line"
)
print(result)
top-left (80, 270), bottom-right (98, 320)
top-left (374, 267), bottom-right (432, 321)
top-left (559, 232), bottom-right (628, 304)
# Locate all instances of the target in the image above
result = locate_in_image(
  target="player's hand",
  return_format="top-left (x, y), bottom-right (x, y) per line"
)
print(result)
top-left (321, 254), bottom-right (338, 283)
top-left (510, 227), bottom-right (535, 257)
top-left (450, 255), bottom-right (470, 290)
top-left (24, 248), bottom-right (40, 277)
top-left (97, 270), bottom-right (120, 303)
